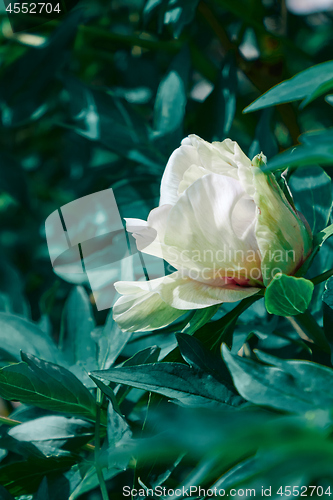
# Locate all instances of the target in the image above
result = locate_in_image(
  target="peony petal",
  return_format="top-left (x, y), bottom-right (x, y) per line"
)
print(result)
top-left (159, 135), bottom-right (250, 207)
top-left (253, 168), bottom-right (313, 285)
top-left (157, 271), bottom-right (261, 309)
top-left (160, 141), bottom-right (201, 206)
top-left (178, 164), bottom-right (210, 195)
top-left (113, 276), bottom-right (186, 332)
top-left (125, 204), bottom-right (172, 259)
top-left (163, 173), bottom-right (261, 280)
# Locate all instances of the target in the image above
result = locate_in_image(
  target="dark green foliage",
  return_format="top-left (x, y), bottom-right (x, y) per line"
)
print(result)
top-left (1, 0), bottom-right (333, 498)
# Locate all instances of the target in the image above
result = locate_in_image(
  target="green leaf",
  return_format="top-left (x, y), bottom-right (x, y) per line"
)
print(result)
top-left (264, 274), bottom-right (314, 316)
top-left (265, 129), bottom-right (333, 172)
top-left (62, 287), bottom-right (96, 367)
top-left (164, 0), bottom-right (200, 38)
top-left (288, 166), bottom-right (332, 235)
top-left (68, 465), bottom-right (122, 500)
top-left (322, 277), bottom-right (333, 358)
top-left (244, 60), bottom-right (333, 113)
top-left (91, 362), bottom-right (243, 408)
top-left (154, 70), bottom-right (186, 136)
top-left (8, 416), bottom-right (94, 454)
top-left (248, 109), bottom-right (278, 160)
top-left (88, 375), bottom-right (122, 415)
top-left (222, 345), bottom-right (333, 413)
top-left (314, 223), bottom-right (333, 248)
top-left (107, 399), bottom-right (131, 450)
top-left (176, 333), bottom-right (235, 387)
top-left (0, 9), bottom-right (80, 126)
top-left (0, 485), bottom-right (15, 500)
top-left (63, 78), bottom-right (164, 170)
top-left (97, 310), bottom-right (132, 370)
top-left (112, 346), bottom-right (162, 404)
top-left (0, 353), bottom-right (99, 423)
top-left (181, 305), bottom-right (220, 335)
top-left (34, 477), bottom-right (49, 500)
top-left (0, 457), bottom-right (76, 497)
top-left (0, 313), bottom-right (63, 364)
top-left (326, 94), bottom-right (333, 106)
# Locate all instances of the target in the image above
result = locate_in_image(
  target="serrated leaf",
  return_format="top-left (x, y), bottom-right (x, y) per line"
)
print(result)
top-left (176, 333), bottom-right (234, 386)
top-left (0, 353), bottom-right (100, 423)
top-left (91, 362), bottom-right (244, 408)
top-left (222, 345), bottom-right (333, 413)
top-left (264, 274), bottom-right (314, 316)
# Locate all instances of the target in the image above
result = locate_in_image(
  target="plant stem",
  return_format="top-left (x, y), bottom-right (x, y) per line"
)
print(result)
top-left (310, 268), bottom-right (333, 286)
top-left (95, 389), bottom-right (109, 500)
top-left (0, 415), bottom-right (21, 427)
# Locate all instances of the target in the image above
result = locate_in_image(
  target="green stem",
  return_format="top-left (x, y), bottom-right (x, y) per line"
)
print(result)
top-left (95, 389), bottom-right (109, 500)
top-left (0, 415), bottom-right (21, 427)
top-left (310, 268), bottom-right (333, 286)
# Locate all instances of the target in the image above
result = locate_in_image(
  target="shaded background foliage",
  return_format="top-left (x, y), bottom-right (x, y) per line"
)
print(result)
top-left (0, 0), bottom-right (333, 498)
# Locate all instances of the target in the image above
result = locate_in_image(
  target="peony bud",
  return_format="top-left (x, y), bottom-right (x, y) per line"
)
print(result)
top-left (113, 135), bottom-right (313, 332)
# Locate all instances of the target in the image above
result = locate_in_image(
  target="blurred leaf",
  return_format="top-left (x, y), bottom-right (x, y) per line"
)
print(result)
top-left (248, 109), bottom-right (278, 160)
top-left (0, 259), bottom-right (30, 316)
top-left (176, 333), bottom-right (235, 387)
top-left (0, 352), bottom-right (99, 423)
top-left (8, 416), bottom-right (94, 453)
top-left (0, 9), bottom-right (81, 126)
top-left (107, 398), bottom-right (131, 450)
top-left (197, 56), bottom-right (237, 141)
top-left (289, 166), bottom-right (332, 234)
top-left (63, 77), bottom-right (164, 169)
top-left (265, 274), bottom-right (314, 316)
top-left (323, 277), bottom-right (333, 359)
top-left (144, 0), bottom-right (200, 37)
top-left (0, 313), bottom-right (63, 364)
top-left (223, 345), bottom-right (333, 412)
top-left (62, 287), bottom-right (96, 368)
top-left (112, 346), bottom-right (162, 404)
top-left (152, 47), bottom-right (190, 154)
top-left (34, 477), bottom-right (50, 500)
top-left (154, 70), bottom-right (185, 135)
top-left (0, 485), bottom-right (15, 500)
top-left (266, 129), bottom-right (333, 172)
top-left (91, 362), bottom-right (244, 408)
top-left (244, 60), bottom-right (333, 113)
top-left (97, 310), bottom-right (132, 370)
top-left (0, 456), bottom-right (76, 497)
top-left (181, 305), bottom-right (219, 335)
top-left (68, 464), bottom-right (122, 500)
top-left (325, 94), bottom-right (333, 106)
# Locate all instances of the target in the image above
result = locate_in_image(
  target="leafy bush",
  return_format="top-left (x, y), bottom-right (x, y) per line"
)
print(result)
top-left (1, 0), bottom-right (333, 498)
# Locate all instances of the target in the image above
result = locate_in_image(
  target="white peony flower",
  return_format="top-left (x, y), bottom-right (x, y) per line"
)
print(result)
top-left (113, 135), bottom-right (313, 332)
